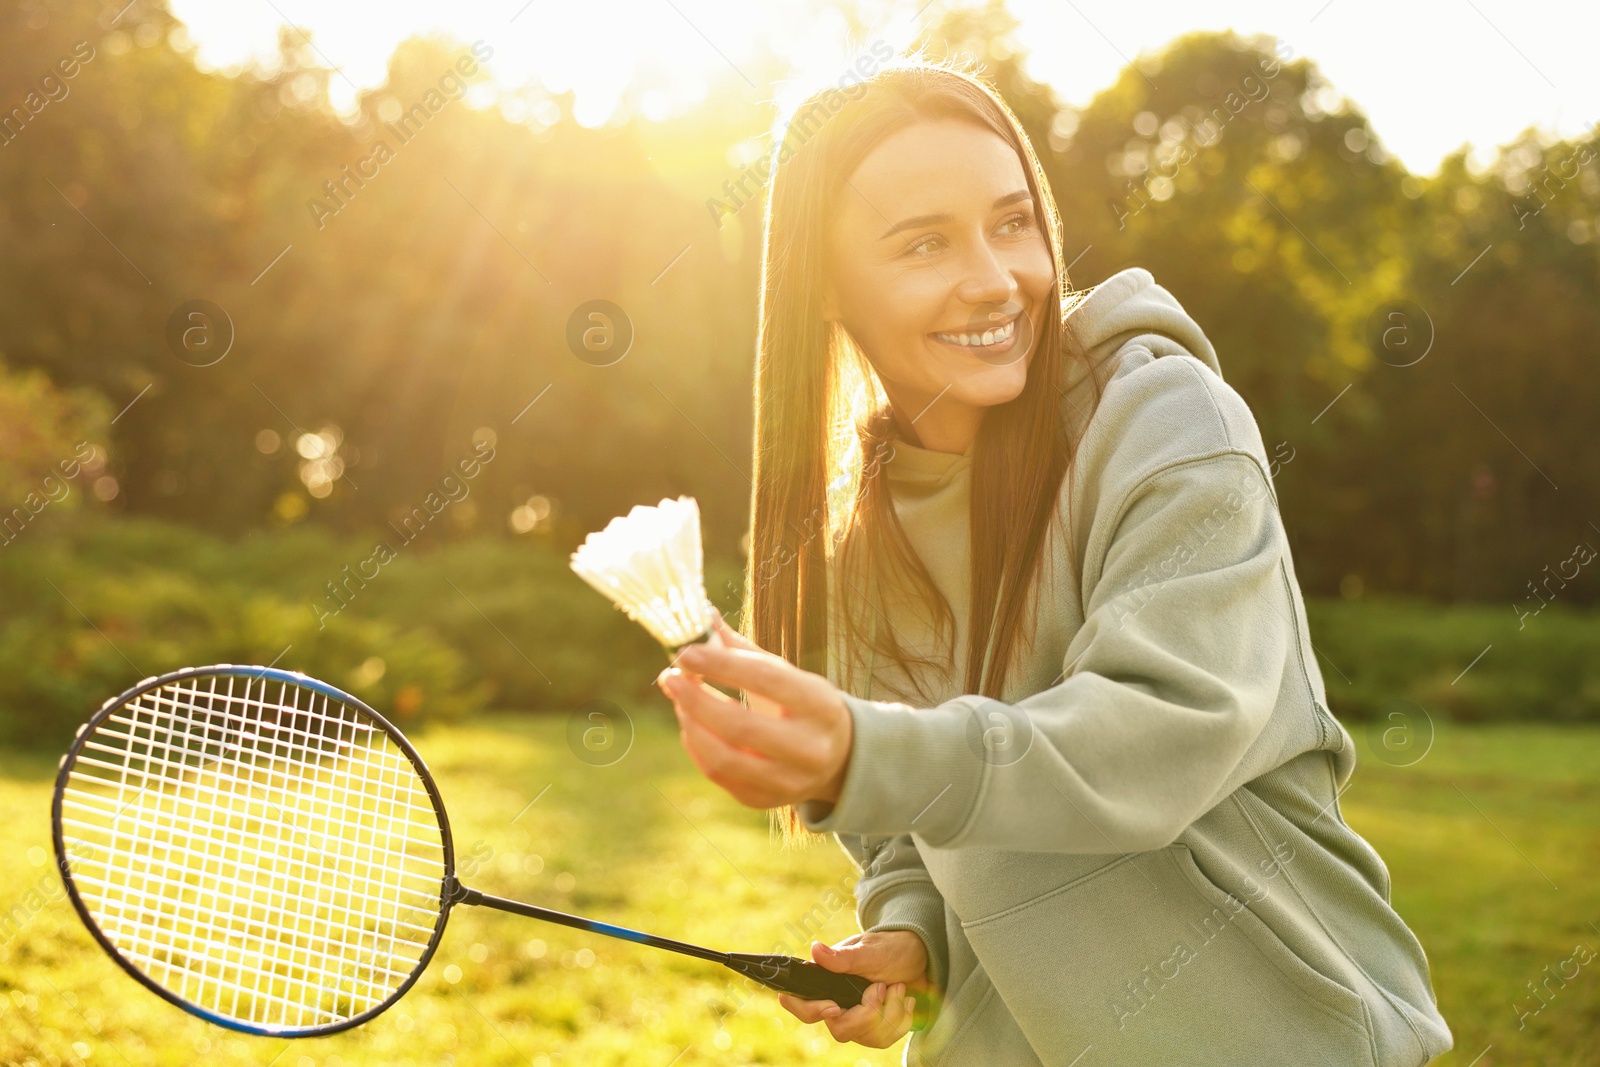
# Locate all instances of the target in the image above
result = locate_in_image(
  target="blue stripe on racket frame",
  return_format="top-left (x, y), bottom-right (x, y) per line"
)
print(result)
top-left (51, 664), bottom-right (877, 1037)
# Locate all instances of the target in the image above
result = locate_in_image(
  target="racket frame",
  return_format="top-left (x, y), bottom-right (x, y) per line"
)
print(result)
top-left (53, 662), bottom-right (878, 1037)
top-left (51, 664), bottom-right (460, 1037)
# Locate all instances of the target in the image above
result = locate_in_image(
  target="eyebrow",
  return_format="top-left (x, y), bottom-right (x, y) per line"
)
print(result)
top-left (878, 189), bottom-right (1034, 241)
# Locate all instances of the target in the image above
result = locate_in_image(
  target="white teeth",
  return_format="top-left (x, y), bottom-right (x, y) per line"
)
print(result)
top-left (936, 318), bottom-right (1017, 347)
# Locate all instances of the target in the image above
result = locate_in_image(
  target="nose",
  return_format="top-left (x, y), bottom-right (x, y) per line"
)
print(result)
top-left (954, 241), bottom-right (1017, 309)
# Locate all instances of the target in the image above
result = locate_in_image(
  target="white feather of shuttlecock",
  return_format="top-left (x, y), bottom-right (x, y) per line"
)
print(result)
top-left (570, 495), bottom-right (720, 648)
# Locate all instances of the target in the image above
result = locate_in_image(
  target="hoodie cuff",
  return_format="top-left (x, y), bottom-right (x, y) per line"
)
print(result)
top-left (797, 693), bottom-right (983, 846)
top-left (860, 878), bottom-right (950, 993)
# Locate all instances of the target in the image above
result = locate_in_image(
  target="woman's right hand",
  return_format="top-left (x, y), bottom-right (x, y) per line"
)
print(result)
top-left (777, 930), bottom-right (932, 1048)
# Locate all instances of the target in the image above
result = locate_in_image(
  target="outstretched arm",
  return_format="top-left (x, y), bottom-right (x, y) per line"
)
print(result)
top-left (661, 449), bottom-right (1296, 856)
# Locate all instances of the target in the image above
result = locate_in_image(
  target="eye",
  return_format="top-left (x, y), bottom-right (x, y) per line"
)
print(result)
top-left (905, 234), bottom-right (945, 257)
top-left (996, 212), bottom-right (1034, 236)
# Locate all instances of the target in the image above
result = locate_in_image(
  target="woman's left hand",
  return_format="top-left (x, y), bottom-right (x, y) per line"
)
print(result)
top-left (656, 614), bottom-right (854, 811)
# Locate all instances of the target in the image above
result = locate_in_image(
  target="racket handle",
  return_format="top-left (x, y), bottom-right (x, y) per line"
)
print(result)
top-left (721, 953), bottom-right (872, 1007)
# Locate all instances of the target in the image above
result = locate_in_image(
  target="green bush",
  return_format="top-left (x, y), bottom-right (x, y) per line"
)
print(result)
top-left (338, 533), bottom-right (668, 713)
top-left (0, 516), bottom-right (665, 748)
top-left (1306, 595), bottom-right (1600, 723)
top-left (0, 359), bottom-right (111, 542)
top-left (7, 515), bottom-right (1595, 749)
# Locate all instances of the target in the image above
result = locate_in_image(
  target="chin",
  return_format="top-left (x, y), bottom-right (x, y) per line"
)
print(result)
top-left (954, 368), bottom-right (1029, 409)
top-left (947, 379), bottom-right (1024, 412)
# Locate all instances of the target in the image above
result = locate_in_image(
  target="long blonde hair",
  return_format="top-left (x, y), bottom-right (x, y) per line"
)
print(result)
top-left (740, 58), bottom-right (1099, 844)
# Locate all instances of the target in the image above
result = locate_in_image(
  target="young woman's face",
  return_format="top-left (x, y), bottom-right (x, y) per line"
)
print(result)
top-left (824, 117), bottom-right (1056, 452)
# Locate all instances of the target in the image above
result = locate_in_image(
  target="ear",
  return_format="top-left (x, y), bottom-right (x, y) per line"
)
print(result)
top-left (820, 277), bottom-right (840, 323)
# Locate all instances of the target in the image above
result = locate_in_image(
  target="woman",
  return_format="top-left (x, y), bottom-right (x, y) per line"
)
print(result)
top-left (656, 58), bottom-right (1452, 1067)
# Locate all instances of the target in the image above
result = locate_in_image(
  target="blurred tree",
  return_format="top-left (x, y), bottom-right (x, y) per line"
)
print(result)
top-left (0, 0), bottom-right (1593, 608)
top-left (1347, 129), bottom-right (1600, 602)
top-left (922, 6), bottom-right (1596, 604)
top-left (0, 358), bottom-right (110, 521)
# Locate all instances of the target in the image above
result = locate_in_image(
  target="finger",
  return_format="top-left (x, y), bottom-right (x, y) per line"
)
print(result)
top-left (776, 993), bottom-right (838, 1024)
top-left (669, 677), bottom-right (835, 803)
top-left (856, 982), bottom-right (910, 1046)
top-left (867, 980), bottom-right (907, 1028)
top-left (678, 625), bottom-right (797, 720)
top-left (812, 940), bottom-right (902, 979)
top-left (673, 643), bottom-right (827, 714)
top-left (810, 939), bottom-right (864, 974)
top-left (671, 705), bottom-right (718, 780)
top-left (666, 669), bottom-right (792, 756)
top-left (709, 612), bottom-right (762, 652)
top-left (670, 684), bottom-right (791, 783)
top-left (656, 663), bottom-right (704, 695)
top-left (670, 702), bottom-right (753, 794)
top-left (673, 706), bottom-right (792, 807)
top-left (824, 982), bottom-right (887, 1043)
top-left (880, 983), bottom-right (913, 1040)
top-left (823, 999), bottom-right (875, 1042)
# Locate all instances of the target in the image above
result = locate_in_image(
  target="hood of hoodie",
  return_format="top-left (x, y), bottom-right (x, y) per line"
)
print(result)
top-left (1057, 265), bottom-right (1220, 443)
top-left (1062, 265), bottom-right (1220, 382)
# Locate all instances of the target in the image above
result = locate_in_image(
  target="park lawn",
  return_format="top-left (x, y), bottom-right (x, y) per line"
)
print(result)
top-left (1339, 722), bottom-right (1600, 1067)
top-left (0, 711), bottom-right (894, 1067)
top-left (2, 715), bottom-right (1597, 1067)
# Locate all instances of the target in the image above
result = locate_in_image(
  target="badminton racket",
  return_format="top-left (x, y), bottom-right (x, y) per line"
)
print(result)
top-left (51, 664), bottom-right (873, 1037)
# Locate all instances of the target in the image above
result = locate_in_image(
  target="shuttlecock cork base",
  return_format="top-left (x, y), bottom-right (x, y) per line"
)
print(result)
top-left (570, 495), bottom-right (727, 662)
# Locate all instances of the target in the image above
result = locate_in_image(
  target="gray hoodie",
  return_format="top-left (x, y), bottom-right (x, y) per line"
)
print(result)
top-left (805, 267), bottom-right (1453, 1066)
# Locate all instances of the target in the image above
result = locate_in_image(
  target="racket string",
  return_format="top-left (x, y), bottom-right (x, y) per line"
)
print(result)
top-left (89, 686), bottom-right (443, 819)
top-left (60, 673), bottom-right (447, 1032)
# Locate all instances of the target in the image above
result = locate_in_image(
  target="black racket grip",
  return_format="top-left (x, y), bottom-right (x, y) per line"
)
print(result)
top-left (722, 953), bottom-right (873, 1007)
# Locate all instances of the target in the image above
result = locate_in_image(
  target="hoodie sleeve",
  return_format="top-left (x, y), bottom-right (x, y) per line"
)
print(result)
top-left (797, 443), bottom-right (1291, 854)
top-left (831, 831), bottom-right (950, 992)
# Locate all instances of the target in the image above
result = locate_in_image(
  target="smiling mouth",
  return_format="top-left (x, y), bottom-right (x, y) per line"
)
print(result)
top-left (931, 314), bottom-right (1020, 354)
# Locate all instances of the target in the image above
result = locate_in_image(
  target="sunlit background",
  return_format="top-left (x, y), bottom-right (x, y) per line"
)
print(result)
top-left (3, 0), bottom-right (1599, 1064)
top-left (167, 0), bottom-right (1600, 173)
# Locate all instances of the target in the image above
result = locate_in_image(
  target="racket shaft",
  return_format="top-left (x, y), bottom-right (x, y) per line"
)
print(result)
top-left (456, 888), bottom-right (875, 1008)
top-left (457, 887), bottom-right (727, 965)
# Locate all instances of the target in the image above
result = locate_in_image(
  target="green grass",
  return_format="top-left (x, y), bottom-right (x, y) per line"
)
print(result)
top-left (1340, 723), bottom-right (1600, 1067)
top-left (3, 715), bottom-right (1597, 1066)
top-left (0, 712), bottom-right (894, 1067)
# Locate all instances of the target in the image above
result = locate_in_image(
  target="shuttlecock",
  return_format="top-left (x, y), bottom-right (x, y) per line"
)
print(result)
top-left (570, 495), bottom-right (725, 653)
